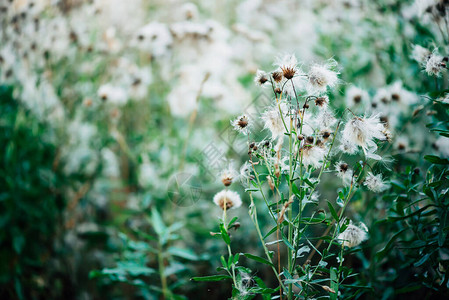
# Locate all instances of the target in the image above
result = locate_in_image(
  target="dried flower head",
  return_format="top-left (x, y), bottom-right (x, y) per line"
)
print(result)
top-left (220, 166), bottom-right (238, 187)
top-left (271, 71), bottom-right (283, 83)
top-left (280, 65), bottom-right (296, 80)
top-left (364, 172), bottom-right (389, 192)
top-left (314, 96), bottom-right (329, 108)
top-left (254, 69), bottom-right (268, 86)
top-left (321, 130), bottom-right (332, 141)
top-left (213, 190), bottom-right (242, 210)
top-left (274, 54), bottom-right (298, 79)
top-left (338, 221), bottom-right (368, 247)
top-left (232, 114), bottom-right (251, 135)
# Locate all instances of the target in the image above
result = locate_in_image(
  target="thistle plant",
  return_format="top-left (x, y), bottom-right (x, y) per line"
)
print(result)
top-left (195, 54), bottom-right (392, 299)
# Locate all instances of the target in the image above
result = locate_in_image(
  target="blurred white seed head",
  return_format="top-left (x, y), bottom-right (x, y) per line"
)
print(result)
top-left (239, 161), bottom-right (253, 185)
top-left (345, 86), bottom-right (370, 107)
top-left (434, 137), bottom-right (449, 157)
top-left (339, 138), bottom-right (358, 155)
top-left (261, 102), bottom-right (288, 140)
top-left (335, 161), bottom-right (353, 186)
top-left (307, 60), bottom-right (339, 94)
top-left (425, 50), bottom-right (446, 77)
top-left (373, 87), bottom-right (391, 106)
top-left (338, 221), bottom-right (368, 247)
top-left (98, 84), bottom-right (128, 106)
top-left (213, 190), bottom-right (242, 210)
top-left (411, 44), bottom-right (431, 65)
top-left (315, 107), bottom-right (337, 129)
top-left (364, 172), bottom-right (389, 192)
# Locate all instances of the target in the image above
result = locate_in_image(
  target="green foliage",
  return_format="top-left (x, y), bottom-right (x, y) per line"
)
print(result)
top-left (0, 86), bottom-right (67, 299)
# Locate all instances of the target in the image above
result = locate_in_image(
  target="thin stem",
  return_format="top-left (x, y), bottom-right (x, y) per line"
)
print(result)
top-left (248, 187), bottom-right (288, 293)
top-left (223, 199), bottom-right (237, 288)
top-left (301, 163), bottom-right (366, 296)
top-left (250, 160), bottom-right (278, 224)
top-left (158, 241), bottom-right (168, 300)
top-left (287, 114), bottom-right (294, 300)
top-left (179, 72), bottom-right (210, 171)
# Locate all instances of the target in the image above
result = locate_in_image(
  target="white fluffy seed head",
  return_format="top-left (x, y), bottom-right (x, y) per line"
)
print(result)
top-left (220, 166), bottom-right (238, 187)
top-left (302, 144), bottom-right (327, 169)
top-left (341, 115), bottom-right (387, 154)
top-left (339, 138), bottom-right (358, 155)
top-left (261, 102), bottom-right (289, 140)
top-left (314, 107), bottom-right (337, 129)
top-left (411, 44), bottom-right (431, 65)
top-left (338, 221), bottom-right (368, 248)
top-left (274, 53), bottom-right (298, 74)
top-left (426, 51), bottom-right (445, 77)
top-left (335, 161), bottom-right (353, 186)
top-left (345, 86), bottom-right (370, 107)
top-left (98, 84), bottom-right (128, 106)
top-left (307, 61), bottom-right (339, 94)
top-left (213, 190), bottom-right (242, 210)
top-left (364, 172), bottom-right (389, 192)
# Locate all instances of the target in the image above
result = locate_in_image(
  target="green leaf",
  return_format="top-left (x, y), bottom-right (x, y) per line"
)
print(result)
top-left (191, 275), bottom-right (232, 282)
top-left (221, 255), bottom-right (227, 268)
top-left (263, 225), bottom-right (280, 240)
top-left (424, 155), bottom-right (449, 165)
top-left (233, 253), bottom-right (240, 264)
top-left (151, 207), bottom-right (166, 236)
top-left (414, 252), bottom-right (431, 267)
top-left (220, 223), bottom-right (231, 245)
top-left (168, 247), bottom-right (200, 261)
top-left (228, 254), bottom-right (233, 267)
top-left (242, 253), bottom-right (274, 267)
top-left (304, 178), bottom-right (315, 188)
top-left (439, 210), bottom-right (448, 247)
top-left (330, 267), bottom-right (338, 300)
top-left (292, 183), bottom-right (301, 196)
top-left (228, 216), bottom-right (238, 228)
top-left (282, 235), bottom-right (295, 251)
top-left (13, 234), bottom-right (25, 254)
top-left (327, 201), bottom-right (339, 222)
top-left (376, 227), bottom-right (409, 260)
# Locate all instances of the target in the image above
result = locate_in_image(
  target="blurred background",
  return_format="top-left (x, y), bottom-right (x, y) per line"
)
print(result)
top-left (1, 0), bottom-right (448, 299)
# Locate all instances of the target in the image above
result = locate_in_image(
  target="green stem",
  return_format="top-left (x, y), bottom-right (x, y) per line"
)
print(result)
top-left (288, 115), bottom-right (294, 300)
top-left (248, 192), bottom-right (288, 293)
top-left (300, 181), bottom-right (357, 298)
top-left (158, 242), bottom-right (168, 300)
top-left (223, 202), bottom-right (237, 288)
top-left (250, 161), bottom-right (278, 224)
